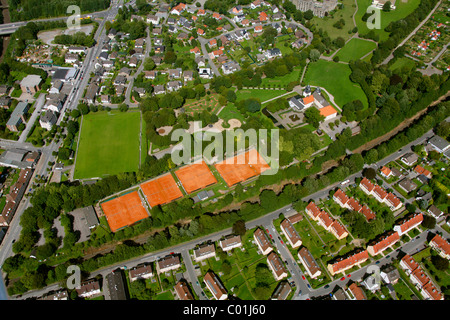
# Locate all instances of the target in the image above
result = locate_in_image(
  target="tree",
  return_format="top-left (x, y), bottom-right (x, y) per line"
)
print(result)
top-left (309, 49), bottom-right (320, 62)
top-left (383, 1), bottom-right (392, 11)
top-left (118, 103), bottom-right (129, 112)
top-left (304, 107), bottom-right (324, 128)
top-left (362, 167), bottom-right (376, 180)
top-left (232, 220), bottom-right (246, 236)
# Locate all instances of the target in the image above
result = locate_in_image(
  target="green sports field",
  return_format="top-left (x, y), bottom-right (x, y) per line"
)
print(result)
top-left (73, 110), bottom-right (142, 179)
top-left (303, 60), bottom-right (368, 109)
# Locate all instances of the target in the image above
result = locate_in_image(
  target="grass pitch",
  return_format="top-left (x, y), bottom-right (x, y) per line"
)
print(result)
top-left (74, 110), bottom-right (141, 179)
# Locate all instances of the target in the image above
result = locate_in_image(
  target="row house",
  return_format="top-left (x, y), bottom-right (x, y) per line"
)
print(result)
top-left (297, 247), bottom-right (321, 279)
top-left (429, 234), bottom-right (450, 260)
top-left (359, 178), bottom-right (402, 211)
top-left (333, 189), bottom-right (350, 208)
top-left (204, 271), bottom-right (228, 300)
top-left (219, 234), bottom-right (242, 252)
top-left (327, 249), bottom-right (369, 276)
top-left (393, 212), bottom-right (423, 236)
top-left (400, 254), bottom-right (443, 300)
top-left (306, 201), bottom-right (348, 240)
top-left (280, 219), bottom-right (302, 248)
top-left (193, 243), bottom-right (216, 262)
top-left (367, 231), bottom-right (400, 256)
top-left (254, 228), bottom-right (273, 255)
top-left (267, 252), bottom-right (288, 281)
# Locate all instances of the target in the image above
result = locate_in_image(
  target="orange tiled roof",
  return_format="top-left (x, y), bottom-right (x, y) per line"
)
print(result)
top-left (320, 105), bottom-right (337, 117)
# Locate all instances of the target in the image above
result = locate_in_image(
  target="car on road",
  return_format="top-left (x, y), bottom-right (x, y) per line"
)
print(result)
top-left (302, 275), bottom-right (306, 280)
top-left (307, 284), bottom-right (311, 288)
top-left (347, 274), bottom-right (351, 278)
top-left (340, 277), bottom-right (346, 281)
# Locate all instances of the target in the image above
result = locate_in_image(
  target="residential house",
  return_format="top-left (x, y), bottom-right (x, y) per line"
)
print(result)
top-left (393, 212), bottom-right (423, 236)
top-left (305, 202), bottom-right (322, 221)
top-left (428, 135), bottom-right (450, 154)
top-left (259, 11), bottom-right (268, 22)
top-left (44, 99), bottom-right (63, 113)
top-left (170, 3), bottom-right (186, 15)
top-left (105, 270), bottom-right (128, 300)
top-left (400, 152), bottom-right (418, 166)
top-left (175, 280), bottom-right (194, 300)
top-left (6, 101), bottom-right (29, 132)
top-left (153, 84), bottom-right (165, 95)
top-left (360, 177), bottom-right (375, 195)
top-left (129, 56), bottom-right (138, 68)
top-left (271, 281), bottom-right (291, 300)
top-left (85, 83), bottom-right (99, 104)
top-left (68, 46), bottom-right (86, 54)
top-left (169, 68), bottom-right (182, 79)
top-left (327, 249), bottom-right (369, 276)
top-left (414, 165), bottom-right (432, 179)
top-left (367, 231), bottom-right (400, 256)
top-left (265, 48), bottom-right (282, 59)
top-left (182, 70), bottom-right (194, 82)
top-left (297, 247), bottom-right (322, 279)
top-left (347, 283), bottom-right (367, 300)
top-left (222, 61), bottom-right (240, 75)
top-left (65, 53), bottom-right (79, 64)
top-left (39, 110), bottom-right (58, 131)
top-left (193, 243), bottom-right (216, 262)
top-left (330, 220), bottom-right (348, 240)
top-left (267, 252), bottom-right (288, 280)
top-left (204, 271), bottom-right (228, 300)
top-left (75, 280), bottom-right (101, 298)
top-left (167, 81), bottom-right (182, 92)
top-left (333, 189), bottom-right (350, 208)
top-left (429, 234), bottom-right (450, 260)
top-left (219, 234), bottom-right (242, 252)
top-left (198, 68), bottom-right (213, 79)
top-left (398, 178), bottom-right (417, 194)
top-left (147, 15), bottom-right (160, 25)
top-left (253, 228), bottom-right (273, 255)
top-left (157, 255), bottom-right (181, 274)
top-left (0, 96), bottom-right (11, 109)
top-left (427, 205), bottom-right (443, 219)
top-left (129, 264), bottom-right (153, 281)
top-left (380, 166), bottom-right (393, 179)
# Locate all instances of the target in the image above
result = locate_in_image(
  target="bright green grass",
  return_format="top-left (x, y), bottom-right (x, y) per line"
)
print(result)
top-left (389, 57), bottom-right (417, 73)
top-left (311, 0), bottom-right (358, 41)
top-left (355, 0), bottom-right (422, 41)
top-left (303, 59), bottom-right (368, 108)
top-left (336, 38), bottom-right (377, 62)
top-left (74, 110), bottom-right (141, 179)
top-left (235, 88), bottom-right (288, 103)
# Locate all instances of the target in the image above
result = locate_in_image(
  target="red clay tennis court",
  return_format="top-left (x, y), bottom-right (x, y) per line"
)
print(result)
top-left (140, 173), bottom-right (183, 207)
top-left (101, 191), bottom-right (149, 232)
top-left (214, 149), bottom-right (271, 187)
top-left (175, 160), bottom-right (217, 194)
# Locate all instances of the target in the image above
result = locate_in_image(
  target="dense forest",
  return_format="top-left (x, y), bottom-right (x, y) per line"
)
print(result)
top-left (7, 0), bottom-right (111, 21)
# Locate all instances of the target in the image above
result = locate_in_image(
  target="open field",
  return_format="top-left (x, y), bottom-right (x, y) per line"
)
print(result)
top-left (336, 38), bottom-right (377, 62)
top-left (303, 60), bottom-right (368, 108)
top-left (355, 0), bottom-right (422, 41)
top-left (74, 110), bottom-right (141, 180)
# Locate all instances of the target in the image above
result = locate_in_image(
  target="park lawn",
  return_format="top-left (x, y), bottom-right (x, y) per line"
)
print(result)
top-left (235, 88), bottom-right (288, 103)
top-left (303, 60), bottom-right (368, 109)
top-left (336, 38), bottom-right (377, 62)
top-left (260, 66), bottom-right (302, 88)
top-left (355, 0), bottom-right (422, 41)
top-left (74, 110), bottom-right (141, 179)
top-left (311, 0), bottom-right (358, 42)
top-left (183, 94), bottom-right (222, 116)
top-left (218, 103), bottom-right (246, 123)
